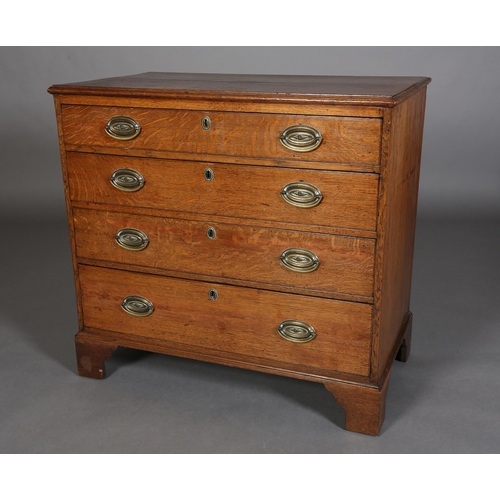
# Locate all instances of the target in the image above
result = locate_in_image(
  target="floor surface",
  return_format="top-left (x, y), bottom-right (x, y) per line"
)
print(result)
top-left (1, 216), bottom-right (499, 453)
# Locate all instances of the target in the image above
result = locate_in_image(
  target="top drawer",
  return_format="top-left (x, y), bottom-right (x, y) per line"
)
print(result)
top-left (60, 105), bottom-right (382, 167)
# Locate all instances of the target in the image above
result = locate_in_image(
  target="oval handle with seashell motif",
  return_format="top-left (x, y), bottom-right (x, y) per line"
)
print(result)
top-left (277, 320), bottom-right (316, 343)
top-left (281, 181), bottom-right (322, 208)
top-left (279, 124), bottom-right (322, 152)
top-left (109, 168), bottom-right (145, 192)
top-left (121, 295), bottom-right (154, 317)
top-left (280, 248), bottom-right (319, 273)
top-left (115, 228), bottom-right (149, 251)
top-left (105, 115), bottom-right (141, 141)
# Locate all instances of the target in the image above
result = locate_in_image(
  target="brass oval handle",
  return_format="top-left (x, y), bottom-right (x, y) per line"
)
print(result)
top-left (280, 124), bottom-right (322, 152)
top-left (105, 115), bottom-right (141, 141)
top-left (110, 168), bottom-right (145, 192)
top-left (121, 295), bottom-right (154, 317)
top-left (280, 248), bottom-right (319, 273)
top-left (277, 320), bottom-right (316, 343)
top-left (115, 228), bottom-right (149, 251)
top-left (281, 182), bottom-right (323, 208)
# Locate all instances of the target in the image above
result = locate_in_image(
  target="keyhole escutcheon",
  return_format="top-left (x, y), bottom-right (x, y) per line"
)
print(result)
top-left (204, 168), bottom-right (214, 181)
top-left (206, 226), bottom-right (216, 240)
top-left (202, 116), bottom-right (211, 130)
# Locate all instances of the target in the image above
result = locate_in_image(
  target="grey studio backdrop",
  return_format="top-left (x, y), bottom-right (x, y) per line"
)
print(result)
top-left (0, 47), bottom-right (499, 453)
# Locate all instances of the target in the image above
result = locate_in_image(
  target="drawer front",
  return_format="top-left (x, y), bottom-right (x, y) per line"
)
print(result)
top-left (79, 265), bottom-right (372, 376)
top-left (73, 208), bottom-right (375, 298)
top-left (61, 105), bottom-right (381, 166)
top-left (67, 153), bottom-right (379, 232)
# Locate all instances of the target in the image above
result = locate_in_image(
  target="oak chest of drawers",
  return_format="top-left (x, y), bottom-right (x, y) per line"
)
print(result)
top-left (48, 73), bottom-right (430, 435)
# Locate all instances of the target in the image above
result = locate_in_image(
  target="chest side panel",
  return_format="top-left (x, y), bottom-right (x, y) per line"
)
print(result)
top-left (373, 88), bottom-right (427, 379)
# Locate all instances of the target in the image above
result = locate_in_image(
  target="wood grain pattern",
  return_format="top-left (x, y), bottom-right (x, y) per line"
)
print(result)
top-left (48, 72), bottom-right (431, 107)
top-left (61, 105), bottom-right (382, 166)
top-left (372, 88), bottom-right (427, 380)
top-left (325, 367), bottom-right (391, 436)
top-left (71, 199), bottom-right (376, 240)
top-left (75, 333), bottom-right (117, 379)
top-left (76, 259), bottom-right (374, 304)
top-left (66, 153), bottom-right (379, 232)
top-left (79, 265), bottom-right (373, 376)
top-left (75, 329), bottom-right (373, 385)
top-left (49, 73), bottom-right (431, 435)
top-left (52, 96), bottom-right (85, 331)
top-left (58, 94), bottom-right (385, 118)
top-left (73, 207), bottom-right (375, 298)
top-left (66, 145), bottom-right (381, 174)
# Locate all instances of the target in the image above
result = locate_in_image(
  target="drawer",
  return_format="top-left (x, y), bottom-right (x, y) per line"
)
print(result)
top-left (67, 153), bottom-right (379, 232)
top-left (61, 105), bottom-right (382, 166)
top-left (73, 208), bottom-right (375, 298)
top-left (79, 265), bottom-right (372, 376)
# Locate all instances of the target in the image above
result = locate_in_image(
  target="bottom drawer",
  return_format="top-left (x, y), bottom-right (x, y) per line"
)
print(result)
top-left (79, 265), bottom-right (372, 376)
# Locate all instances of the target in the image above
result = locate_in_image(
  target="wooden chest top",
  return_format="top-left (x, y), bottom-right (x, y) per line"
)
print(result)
top-left (48, 72), bottom-right (431, 106)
